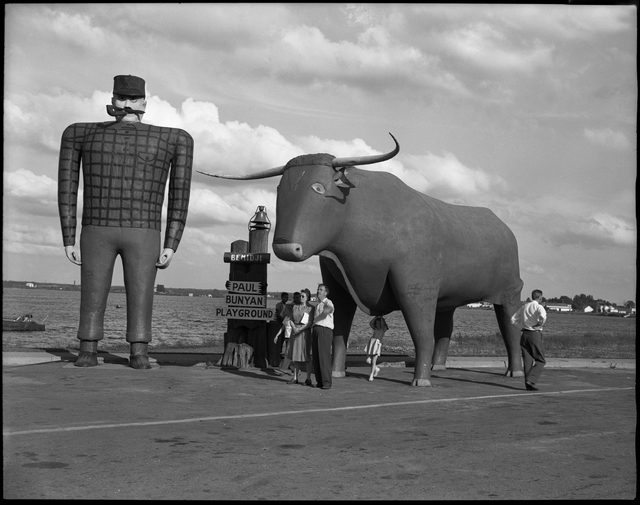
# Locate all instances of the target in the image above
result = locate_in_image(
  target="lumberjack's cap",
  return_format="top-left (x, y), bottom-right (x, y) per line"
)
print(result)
top-left (113, 75), bottom-right (146, 97)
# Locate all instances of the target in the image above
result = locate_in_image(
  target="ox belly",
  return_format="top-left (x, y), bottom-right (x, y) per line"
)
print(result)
top-left (318, 251), bottom-right (398, 315)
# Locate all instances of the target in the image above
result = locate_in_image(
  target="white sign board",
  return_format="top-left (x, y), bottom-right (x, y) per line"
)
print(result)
top-left (215, 307), bottom-right (274, 321)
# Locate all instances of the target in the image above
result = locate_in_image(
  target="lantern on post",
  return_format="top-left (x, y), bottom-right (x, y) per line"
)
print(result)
top-left (248, 206), bottom-right (271, 231)
top-left (248, 206), bottom-right (271, 253)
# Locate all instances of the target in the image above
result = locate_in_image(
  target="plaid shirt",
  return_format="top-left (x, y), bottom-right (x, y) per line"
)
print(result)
top-left (58, 121), bottom-right (193, 251)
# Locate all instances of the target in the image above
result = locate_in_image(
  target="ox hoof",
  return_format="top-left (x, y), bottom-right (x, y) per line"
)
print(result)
top-left (129, 356), bottom-right (152, 370)
top-left (74, 352), bottom-right (98, 367)
top-left (411, 379), bottom-right (433, 387)
top-left (431, 364), bottom-right (447, 371)
top-left (504, 370), bottom-right (525, 378)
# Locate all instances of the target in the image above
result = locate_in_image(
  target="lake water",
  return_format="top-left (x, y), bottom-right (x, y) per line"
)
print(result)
top-left (2, 287), bottom-right (635, 352)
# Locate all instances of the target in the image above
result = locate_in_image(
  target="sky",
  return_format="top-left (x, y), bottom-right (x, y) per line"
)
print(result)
top-left (3, 3), bottom-right (637, 304)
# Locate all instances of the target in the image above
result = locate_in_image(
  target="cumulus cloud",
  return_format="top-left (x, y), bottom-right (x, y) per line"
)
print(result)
top-left (506, 5), bottom-right (635, 39)
top-left (442, 22), bottom-right (553, 73)
top-left (188, 187), bottom-right (277, 228)
top-left (3, 168), bottom-right (57, 203)
top-left (510, 195), bottom-right (636, 251)
top-left (584, 127), bottom-right (630, 149)
top-left (3, 222), bottom-right (61, 254)
top-left (237, 22), bottom-right (469, 98)
top-left (544, 213), bottom-right (636, 249)
top-left (47, 9), bottom-right (106, 50)
top-left (145, 97), bottom-right (303, 175)
top-left (398, 152), bottom-right (509, 199)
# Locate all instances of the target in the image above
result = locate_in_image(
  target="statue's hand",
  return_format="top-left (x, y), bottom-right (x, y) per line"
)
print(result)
top-left (64, 245), bottom-right (81, 266)
top-left (156, 248), bottom-right (175, 269)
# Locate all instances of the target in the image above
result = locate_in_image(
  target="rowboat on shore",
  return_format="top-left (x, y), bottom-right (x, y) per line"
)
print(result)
top-left (3, 315), bottom-right (46, 332)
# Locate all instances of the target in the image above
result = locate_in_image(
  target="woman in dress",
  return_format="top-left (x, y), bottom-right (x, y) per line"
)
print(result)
top-left (286, 289), bottom-right (314, 386)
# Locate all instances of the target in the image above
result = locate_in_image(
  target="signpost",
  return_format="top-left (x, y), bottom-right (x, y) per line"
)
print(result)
top-left (218, 206), bottom-right (275, 369)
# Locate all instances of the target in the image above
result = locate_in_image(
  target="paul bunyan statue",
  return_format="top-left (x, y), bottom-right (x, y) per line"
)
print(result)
top-left (58, 74), bottom-right (193, 369)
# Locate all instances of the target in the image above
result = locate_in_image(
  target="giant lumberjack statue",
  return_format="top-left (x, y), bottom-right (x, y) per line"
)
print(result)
top-left (58, 74), bottom-right (193, 369)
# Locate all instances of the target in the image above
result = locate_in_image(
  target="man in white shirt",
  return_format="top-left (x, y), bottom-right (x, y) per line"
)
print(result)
top-left (311, 284), bottom-right (334, 389)
top-left (510, 289), bottom-right (547, 390)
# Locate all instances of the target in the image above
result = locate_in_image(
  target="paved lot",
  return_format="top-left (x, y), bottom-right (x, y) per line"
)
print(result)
top-left (3, 357), bottom-right (636, 500)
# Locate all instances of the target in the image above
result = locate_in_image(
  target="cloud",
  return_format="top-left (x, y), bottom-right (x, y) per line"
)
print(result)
top-left (236, 22), bottom-right (469, 99)
top-left (145, 97), bottom-right (303, 174)
top-left (584, 128), bottom-right (630, 149)
top-left (398, 151), bottom-right (509, 199)
top-left (3, 168), bottom-right (57, 203)
top-left (48, 9), bottom-right (106, 50)
top-left (3, 222), bottom-right (61, 255)
top-left (511, 198), bottom-right (636, 250)
top-left (188, 187), bottom-right (277, 228)
top-left (547, 213), bottom-right (636, 249)
top-left (442, 22), bottom-right (553, 73)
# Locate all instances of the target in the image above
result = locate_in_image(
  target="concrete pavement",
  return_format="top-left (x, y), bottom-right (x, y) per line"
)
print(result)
top-left (2, 347), bottom-right (635, 369)
top-left (3, 355), bottom-right (636, 499)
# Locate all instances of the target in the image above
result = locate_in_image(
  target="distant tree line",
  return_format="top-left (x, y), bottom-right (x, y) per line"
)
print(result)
top-left (544, 294), bottom-right (635, 312)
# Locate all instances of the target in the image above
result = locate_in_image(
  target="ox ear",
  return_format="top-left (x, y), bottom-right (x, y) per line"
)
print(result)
top-left (333, 167), bottom-right (359, 188)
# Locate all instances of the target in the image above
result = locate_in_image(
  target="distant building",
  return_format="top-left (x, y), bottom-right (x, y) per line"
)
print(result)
top-left (466, 302), bottom-right (493, 309)
top-left (583, 306), bottom-right (594, 313)
top-left (156, 284), bottom-right (166, 293)
top-left (546, 303), bottom-right (573, 312)
top-left (25, 282), bottom-right (36, 288)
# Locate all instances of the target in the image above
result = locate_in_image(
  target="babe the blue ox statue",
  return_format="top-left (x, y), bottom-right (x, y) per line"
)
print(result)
top-left (199, 134), bottom-right (524, 386)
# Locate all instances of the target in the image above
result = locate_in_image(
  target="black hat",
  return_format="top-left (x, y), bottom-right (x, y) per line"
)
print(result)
top-left (113, 75), bottom-right (145, 97)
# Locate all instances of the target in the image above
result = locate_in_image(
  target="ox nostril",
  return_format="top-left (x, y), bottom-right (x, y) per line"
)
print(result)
top-left (273, 241), bottom-right (304, 261)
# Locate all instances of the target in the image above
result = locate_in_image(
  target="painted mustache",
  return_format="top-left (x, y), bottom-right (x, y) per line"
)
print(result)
top-left (106, 105), bottom-right (146, 117)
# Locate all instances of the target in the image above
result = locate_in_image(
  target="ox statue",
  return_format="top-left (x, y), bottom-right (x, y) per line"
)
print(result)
top-left (198, 134), bottom-right (524, 386)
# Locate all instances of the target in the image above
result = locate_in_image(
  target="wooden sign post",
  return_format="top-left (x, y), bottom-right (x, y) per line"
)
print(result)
top-left (219, 207), bottom-right (274, 368)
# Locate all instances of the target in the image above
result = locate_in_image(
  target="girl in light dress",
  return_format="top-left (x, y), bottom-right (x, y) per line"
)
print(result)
top-left (364, 316), bottom-right (388, 381)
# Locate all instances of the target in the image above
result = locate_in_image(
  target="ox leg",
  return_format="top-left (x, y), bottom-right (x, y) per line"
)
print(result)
top-left (397, 298), bottom-right (437, 387)
top-left (319, 258), bottom-right (357, 378)
top-left (494, 303), bottom-right (524, 377)
top-left (432, 309), bottom-right (455, 371)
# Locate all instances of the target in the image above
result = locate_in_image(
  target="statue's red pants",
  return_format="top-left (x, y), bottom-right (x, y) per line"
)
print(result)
top-left (77, 226), bottom-right (160, 343)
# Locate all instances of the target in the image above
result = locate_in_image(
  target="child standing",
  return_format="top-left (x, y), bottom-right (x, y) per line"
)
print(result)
top-left (364, 316), bottom-right (388, 381)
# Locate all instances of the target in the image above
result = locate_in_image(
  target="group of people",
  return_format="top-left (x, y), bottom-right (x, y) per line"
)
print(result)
top-left (273, 286), bottom-right (389, 389)
top-left (271, 286), bottom-right (548, 391)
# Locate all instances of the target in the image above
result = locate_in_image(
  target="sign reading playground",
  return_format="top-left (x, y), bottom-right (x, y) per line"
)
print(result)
top-left (215, 306), bottom-right (274, 320)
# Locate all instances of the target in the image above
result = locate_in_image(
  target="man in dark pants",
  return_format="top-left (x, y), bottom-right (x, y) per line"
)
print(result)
top-left (510, 289), bottom-right (548, 390)
top-left (58, 74), bottom-right (193, 369)
top-left (311, 284), bottom-right (334, 389)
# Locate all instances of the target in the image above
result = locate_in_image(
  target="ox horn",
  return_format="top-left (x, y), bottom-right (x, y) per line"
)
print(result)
top-left (331, 132), bottom-right (399, 169)
top-left (196, 165), bottom-right (287, 180)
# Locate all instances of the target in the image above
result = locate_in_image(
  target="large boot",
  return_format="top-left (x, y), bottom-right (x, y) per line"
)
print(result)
top-left (75, 341), bottom-right (98, 367)
top-left (129, 342), bottom-right (152, 370)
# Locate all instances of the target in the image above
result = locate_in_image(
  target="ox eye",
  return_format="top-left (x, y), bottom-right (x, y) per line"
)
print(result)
top-left (311, 183), bottom-right (325, 195)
